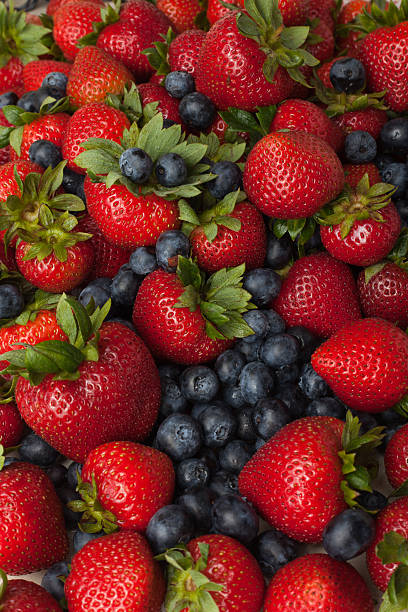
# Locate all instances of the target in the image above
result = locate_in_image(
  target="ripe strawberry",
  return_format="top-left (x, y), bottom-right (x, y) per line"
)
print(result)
top-left (133, 258), bottom-right (255, 364)
top-left (263, 553), bottom-right (375, 611)
top-left (333, 107), bottom-right (388, 139)
top-left (336, 0), bottom-right (370, 56)
top-left (47, 0), bottom-right (103, 16)
top-left (384, 423), bottom-right (408, 488)
top-left (168, 29), bottom-right (206, 76)
top-left (22, 59), bottom-right (72, 92)
top-left (243, 131), bottom-right (344, 219)
top-left (53, 0), bottom-right (103, 61)
top-left (73, 440), bottom-right (175, 532)
top-left (358, 262), bottom-right (408, 328)
top-left (0, 146), bottom-right (10, 166)
top-left (312, 317), bottom-right (408, 412)
top-left (344, 162), bottom-right (381, 188)
top-left (0, 573), bottom-right (62, 611)
top-left (307, 0), bottom-right (336, 28)
top-left (156, 0), bottom-right (201, 32)
top-left (67, 46), bottom-right (134, 107)
top-left (207, 0), bottom-right (243, 25)
top-left (0, 57), bottom-right (24, 98)
top-left (0, 462), bottom-right (68, 574)
top-left (338, 0), bottom-right (369, 24)
top-left (273, 252), bottom-right (361, 338)
top-left (65, 530), bottom-right (165, 611)
top-left (138, 82), bottom-right (184, 126)
top-left (0, 402), bottom-right (24, 447)
top-left (159, 534), bottom-right (265, 611)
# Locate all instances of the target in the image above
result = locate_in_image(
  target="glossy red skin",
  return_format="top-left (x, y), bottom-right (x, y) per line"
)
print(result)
top-left (53, 1), bottom-right (103, 61)
top-left (338, 0), bottom-right (369, 23)
top-left (157, 0), bottom-right (201, 32)
top-left (366, 497), bottom-right (408, 591)
top-left (65, 531), bottom-right (165, 611)
top-left (47, 0), bottom-right (103, 16)
top-left (84, 178), bottom-right (180, 249)
top-left (187, 535), bottom-right (265, 611)
top-left (273, 253), bottom-right (361, 338)
top-left (0, 58), bottom-right (23, 96)
top-left (243, 131), bottom-right (344, 218)
top-left (358, 262), bottom-right (408, 328)
top-left (264, 554), bottom-right (375, 612)
top-left (63, 102), bottom-right (130, 174)
top-left (306, 0), bottom-right (336, 29)
top-left (1, 579), bottom-right (63, 611)
top-left (240, 417), bottom-right (347, 543)
top-left (15, 322), bottom-right (160, 462)
top-left (358, 23), bottom-right (408, 112)
top-left (320, 201), bottom-right (401, 267)
top-left (133, 269), bottom-right (232, 364)
top-left (195, 13), bottom-right (293, 112)
top-left (343, 163), bottom-right (381, 188)
top-left (312, 317), bottom-right (408, 412)
top-left (0, 402), bottom-right (24, 447)
top-left (191, 201), bottom-right (267, 273)
top-left (308, 19), bottom-right (335, 63)
top-left (207, 0), bottom-right (242, 25)
top-left (138, 82), bottom-right (184, 126)
top-left (0, 462), bottom-right (68, 574)
top-left (0, 146), bottom-right (10, 165)
top-left (82, 441), bottom-right (175, 531)
top-left (22, 60), bottom-right (72, 92)
top-left (67, 46), bottom-right (134, 108)
top-left (168, 29), bottom-right (206, 76)
top-left (337, 29), bottom-right (364, 57)
top-left (333, 108), bottom-right (388, 140)
top-left (384, 423), bottom-right (408, 488)
top-left (270, 99), bottom-right (344, 151)
top-left (9, 113), bottom-right (71, 162)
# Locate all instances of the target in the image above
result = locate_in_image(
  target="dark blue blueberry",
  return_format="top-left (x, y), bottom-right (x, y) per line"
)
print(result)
top-left (211, 494), bottom-right (259, 544)
top-left (395, 199), bottom-right (408, 223)
top-left (375, 153), bottom-right (394, 172)
top-left (62, 167), bottom-right (86, 201)
top-left (236, 406), bottom-right (257, 442)
top-left (275, 384), bottom-right (307, 419)
top-left (380, 118), bottom-right (408, 153)
top-left (176, 487), bottom-right (214, 533)
top-left (56, 484), bottom-right (82, 528)
top-left (219, 440), bottom-right (253, 473)
top-left (158, 363), bottom-right (182, 380)
top-left (72, 529), bottom-right (102, 554)
top-left (0, 91), bottom-right (18, 108)
top-left (287, 326), bottom-right (319, 361)
top-left (378, 409), bottom-right (406, 428)
top-left (235, 337), bottom-right (263, 362)
top-left (356, 490), bottom-right (388, 512)
top-left (260, 333), bottom-right (300, 369)
top-left (111, 267), bottom-right (141, 307)
top-left (384, 424), bottom-right (403, 448)
top-left (160, 376), bottom-right (188, 417)
top-left (215, 349), bottom-right (245, 385)
top-left (209, 470), bottom-right (239, 497)
top-left (275, 363), bottom-right (299, 386)
top-left (176, 458), bottom-right (210, 491)
top-left (18, 432), bottom-right (59, 467)
top-left (207, 161), bottom-right (242, 199)
top-left (263, 309), bottom-right (286, 334)
top-left (197, 402), bottom-right (237, 448)
top-left (243, 268), bottom-right (281, 306)
top-left (129, 247), bottom-right (157, 275)
top-left (179, 91), bottom-right (216, 130)
top-left (305, 397), bottom-right (346, 419)
top-left (252, 398), bottom-right (291, 440)
top-left (119, 147), bottom-right (153, 183)
top-left (18, 87), bottom-right (50, 112)
top-left (298, 362), bottom-right (330, 399)
top-left (351, 409), bottom-right (379, 433)
top-left (156, 413), bottom-right (202, 461)
top-left (303, 225), bottom-right (323, 253)
top-left (222, 384), bottom-right (246, 409)
top-left (239, 361), bottom-right (274, 405)
top-left (164, 70), bottom-right (195, 98)
top-left (241, 310), bottom-right (270, 343)
top-left (146, 504), bottom-right (195, 554)
top-left (67, 462), bottom-right (83, 490)
top-left (379, 162), bottom-right (408, 198)
top-left (79, 282), bottom-right (111, 311)
top-left (41, 561), bottom-right (69, 601)
top-left (29, 140), bottom-right (62, 169)
top-left (41, 72), bottom-right (68, 99)
top-left (45, 464), bottom-right (67, 488)
top-left (344, 130), bottom-right (377, 164)
top-left (252, 529), bottom-right (298, 578)
top-left (266, 233), bottom-right (293, 269)
top-left (3, 456), bottom-right (18, 467)
top-left (156, 229), bottom-right (190, 272)
top-left (156, 153), bottom-right (188, 187)
top-left (191, 401), bottom-right (213, 420)
top-left (180, 365), bottom-right (219, 402)
top-left (196, 447), bottom-right (219, 474)
top-left (323, 508), bottom-right (375, 561)
top-left (329, 57), bottom-right (366, 93)
top-left (0, 283), bottom-right (24, 319)
top-left (255, 437), bottom-right (266, 450)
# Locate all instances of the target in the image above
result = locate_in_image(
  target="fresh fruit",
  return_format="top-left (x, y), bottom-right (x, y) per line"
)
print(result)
top-left (0, 571), bottom-right (62, 612)
top-left (53, 0), bottom-right (103, 61)
top-left (0, 402), bottom-right (24, 447)
top-left (358, 261), bottom-right (408, 328)
top-left (384, 423), bottom-right (408, 488)
top-left (22, 60), bottom-right (72, 92)
top-left (168, 28), bottom-right (206, 76)
top-left (156, 0), bottom-right (201, 33)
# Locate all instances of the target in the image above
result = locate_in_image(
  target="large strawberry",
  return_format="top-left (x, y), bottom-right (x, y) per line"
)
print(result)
top-left (312, 317), bottom-right (408, 413)
top-left (168, 28), bottom-right (206, 76)
top-left (1, 295), bottom-right (161, 463)
top-left (53, 0), bottom-right (103, 61)
top-left (64, 530), bottom-right (165, 611)
top-left (47, 0), bottom-right (103, 16)
top-left (344, 162), bottom-right (381, 188)
top-left (384, 423), bottom-right (408, 488)
top-left (133, 257), bottom-right (255, 364)
top-left (0, 461), bottom-right (68, 574)
top-left (0, 571), bottom-right (62, 611)
top-left (0, 402), bottom-right (24, 448)
top-left (22, 59), bottom-right (72, 92)
top-left (157, 0), bottom-right (201, 32)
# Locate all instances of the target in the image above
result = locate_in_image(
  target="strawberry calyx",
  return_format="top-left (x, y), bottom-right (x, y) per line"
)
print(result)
top-left (0, 290), bottom-right (61, 329)
top-left (0, 0), bottom-right (50, 68)
top-left (68, 474), bottom-right (118, 534)
top-left (349, 0), bottom-right (408, 34)
top-left (155, 544), bottom-right (223, 612)
top-left (313, 78), bottom-right (388, 117)
top-left (76, 0), bottom-right (121, 48)
top-left (105, 83), bottom-right (144, 124)
top-left (219, 104), bottom-right (277, 147)
top-left (179, 190), bottom-right (245, 241)
top-left (376, 531), bottom-right (408, 612)
top-left (0, 375), bottom-right (18, 405)
top-left (0, 567), bottom-right (7, 597)
top-left (339, 411), bottom-right (385, 510)
top-left (362, 228), bottom-right (408, 284)
top-left (175, 256), bottom-right (256, 340)
top-left (236, 0), bottom-right (319, 87)
top-left (142, 27), bottom-right (175, 78)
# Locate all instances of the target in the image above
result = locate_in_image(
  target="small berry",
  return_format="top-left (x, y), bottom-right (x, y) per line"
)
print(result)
top-left (164, 71), bottom-right (195, 98)
top-left (119, 147), bottom-right (153, 183)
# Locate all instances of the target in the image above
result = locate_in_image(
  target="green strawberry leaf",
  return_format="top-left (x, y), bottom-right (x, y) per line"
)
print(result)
top-left (364, 262), bottom-right (387, 284)
top-left (142, 27), bottom-right (175, 76)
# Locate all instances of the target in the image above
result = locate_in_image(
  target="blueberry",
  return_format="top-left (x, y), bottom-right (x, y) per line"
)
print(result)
top-left (156, 414), bottom-right (202, 461)
top-left (275, 363), bottom-right (300, 386)
top-left (243, 268), bottom-right (281, 306)
top-left (159, 363), bottom-right (183, 380)
top-left (263, 309), bottom-right (286, 334)
top-left (305, 397), bottom-right (346, 419)
top-left (197, 402), bottom-right (237, 448)
top-left (119, 147), bottom-right (153, 183)
top-left (196, 447), bottom-right (219, 474)
top-left (160, 376), bottom-right (188, 417)
top-left (165, 71), bottom-right (195, 98)
top-left (287, 326), bottom-right (318, 361)
top-left (179, 91), bottom-right (216, 131)
top-left (379, 161), bottom-right (408, 198)
top-left (329, 57), bottom-right (366, 93)
top-left (236, 406), bottom-right (257, 441)
top-left (215, 349), bottom-right (245, 385)
top-left (378, 409), bottom-right (406, 428)
top-left (235, 337), bottom-right (263, 362)
top-left (345, 131), bottom-right (377, 164)
top-left (275, 384), bottom-right (307, 419)
top-left (156, 229), bottom-right (190, 272)
top-left (265, 233), bottom-right (293, 269)
top-left (41, 71), bottom-right (68, 99)
top-left (72, 529), bottom-right (102, 554)
top-left (17, 87), bottom-right (50, 113)
top-left (129, 247), bottom-right (157, 275)
top-left (380, 118), bottom-right (408, 153)
top-left (41, 561), bottom-right (69, 601)
top-left (252, 398), bottom-right (291, 440)
top-left (79, 282), bottom-right (111, 311)
top-left (222, 384), bottom-right (246, 409)
top-left (176, 458), bottom-right (210, 491)
top-left (62, 167), bottom-right (86, 201)
top-left (351, 409), bottom-right (379, 433)
top-left (209, 470), bottom-right (239, 497)
top-left (0, 91), bottom-right (18, 108)
top-left (180, 365), bottom-right (219, 402)
top-left (241, 310), bottom-right (270, 343)
top-left (255, 437), bottom-right (266, 450)
top-left (219, 440), bottom-right (253, 473)
top-left (67, 462), bottom-right (83, 490)
top-left (176, 487), bottom-right (214, 533)
top-left (239, 361), bottom-right (274, 405)
top-left (395, 199), bottom-right (408, 223)
top-left (56, 484), bottom-right (82, 528)
top-left (18, 432), bottom-right (59, 467)
top-left (322, 508), bottom-right (375, 561)
top-left (252, 529), bottom-right (298, 578)
top-left (211, 494), bottom-right (259, 544)
top-left (156, 153), bottom-right (188, 187)
top-left (146, 504), bottom-right (195, 554)
top-left (45, 464), bottom-right (67, 488)
top-left (29, 139), bottom-right (62, 169)
top-left (356, 490), bottom-right (388, 512)
top-left (374, 153), bottom-right (394, 172)
top-left (3, 456), bottom-right (18, 467)
top-left (111, 267), bottom-right (141, 307)
top-left (191, 400), bottom-right (215, 420)
top-left (207, 161), bottom-right (242, 199)
top-left (298, 362), bottom-right (330, 399)
top-left (0, 283), bottom-right (24, 319)
top-left (260, 333), bottom-right (300, 368)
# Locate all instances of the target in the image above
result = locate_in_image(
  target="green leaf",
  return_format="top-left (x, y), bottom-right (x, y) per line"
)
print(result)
top-left (178, 199), bottom-right (200, 226)
top-left (9, 126), bottom-right (24, 157)
top-left (364, 262), bottom-right (387, 284)
top-left (263, 54), bottom-right (279, 82)
top-left (202, 222), bottom-right (218, 243)
top-left (219, 107), bottom-right (261, 134)
top-left (25, 340), bottom-right (85, 374)
top-left (236, 12), bottom-right (261, 41)
top-left (217, 216), bottom-right (241, 232)
top-left (377, 532), bottom-right (408, 566)
top-left (176, 256), bottom-right (203, 292)
top-left (255, 104), bottom-right (276, 135)
top-left (286, 218), bottom-right (306, 240)
top-left (280, 26), bottom-right (310, 49)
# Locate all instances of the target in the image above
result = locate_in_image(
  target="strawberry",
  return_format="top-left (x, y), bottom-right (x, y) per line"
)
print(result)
top-left (338, 0), bottom-right (369, 25)
top-left (318, 175), bottom-right (400, 267)
top-left (384, 423), bottom-right (408, 488)
top-left (64, 530), bottom-right (165, 611)
top-left (273, 252), bottom-right (361, 338)
top-left (336, 0), bottom-right (371, 56)
top-left (0, 571), bottom-right (62, 611)
top-left (333, 107), bottom-right (388, 139)
top-left (133, 257), bottom-right (255, 364)
top-left (53, 0), bottom-right (103, 61)
top-left (207, 0), bottom-right (243, 25)
top-left (344, 162), bottom-right (381, 188)
top-left (22, 59), bottom-right (72, 92)
top-left (278, 0), bottom-right (309, 26)
top-left (47, 0), bottom-right (104, 16)
top-left (0, 402), bottom-right (24, 447)
top-left (312, 317), bottom-right (408, 412)
top-left (307, 0), bottom-right (336, 28)
top-left (2, 296), bottom-right (161, 462)
top-left (0, 461), bottom-right (68, 574)
top-left (158, 534), bottom-right (265, 611)
top-left (243, 131), bottom-right (344, 219)
top-left (156, 0), bottom-right (202, 32)
top-left (138, 82), bottom-right (184, 126)
top-left (72, 440), bottom-right (175, 533)
top-left (168, 29), bottom-right (206, 76)
top-left (317, 56), bottom-right (352, 89)
top-left (263, 553), bottom-right (375, 611)
top-left (0, 58), bottom-right (24, 98)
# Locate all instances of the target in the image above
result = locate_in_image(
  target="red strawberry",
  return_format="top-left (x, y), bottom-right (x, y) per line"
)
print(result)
top-left (0, 146), bottom-right (10, 166)
top-left (312, 317), bottom-right (408, 412)
top-left (47, 0), bottom-right (103, 16)
top-left (263, 553), bottom-right (375, 611)
top-left (0, 462), bottom-right (68, 574)
top-left (278, 0), bottom-right (309, 26)
top-left (64, 530), bottom-right (165, 611)
top-left (384, 423), bottom-right (408, 488)
top-left (156, 0), bottom-right (201, 32)
top-left (0, 573), bottom-right (62, 611)
top-left (243, 131), bottom-right (344, 219)
top-left (0, 58), bottom-right (24, 98)
top-left (207, 0), bottom-right (243, 25)
top-left (307, 0), bottom-right (336, 28)
top-left (133, 258), bottom-right (255, 364)
top-left (8, 110), bottom-right (70, 163)
top-left (0, 402), bottom-right (24, 447)
top-left (333, 107), bottom-right (388, 139)
top-left (53, 0), bottom-right (103, 61)
top-left (168, 29), bottom-right (206, 76)
top-left (22, 59), bottom-right (72, 92)
top-left (75, 440), bottom-right (175, 532)
top-left (338, 0), bottom-right (370, 24)
top-left (336, 0), bottom-right (370, 56)
top-left (358, 262), bottom-right (408, 328)
top-left (344, 162), bottom-right (381, 188)
top-left (138, 82), bottom-right (184, 126)
top-left (273, 252), bottom-right (361, 338)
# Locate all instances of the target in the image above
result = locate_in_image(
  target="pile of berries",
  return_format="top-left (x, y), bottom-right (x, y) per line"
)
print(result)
top-left (2, 0), bottom-right (408, 609)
